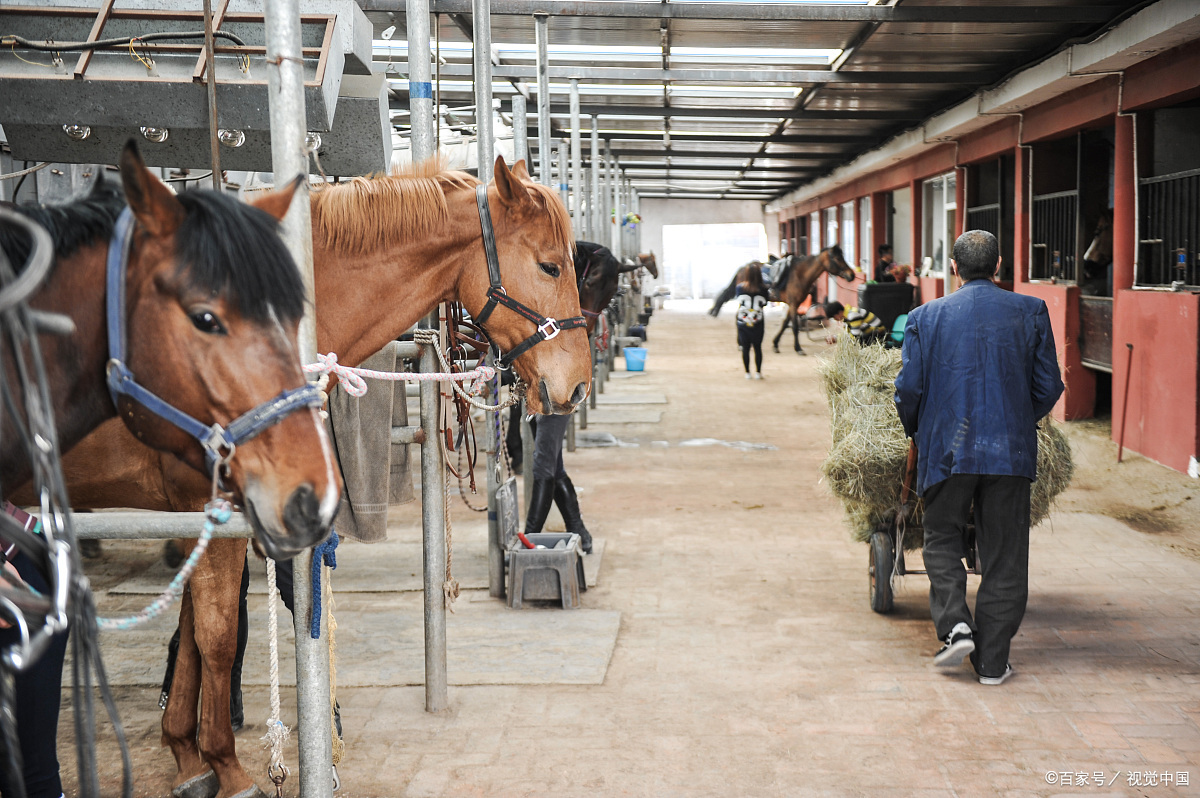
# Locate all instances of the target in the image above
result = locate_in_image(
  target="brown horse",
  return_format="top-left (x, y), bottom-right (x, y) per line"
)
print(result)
top-left (1, 142), bottom-right (339, 557)
top-left (576, 242), bottom-right (655, 333)
top-left (49, 155), bottom-right (591, 798)
top-left (1080, 209), bottom-right (1113, 296)
top-left (771, 246), bottom-right (855, 355)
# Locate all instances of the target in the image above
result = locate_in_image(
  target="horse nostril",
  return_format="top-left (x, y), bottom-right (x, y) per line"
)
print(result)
top-left (283, 483), bottom-right (321, 540)
top-left (570, 382), bottom-right (588, 407)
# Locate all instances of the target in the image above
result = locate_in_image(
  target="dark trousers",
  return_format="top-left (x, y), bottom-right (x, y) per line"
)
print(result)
top-left (0, 553), bottom-right (69, 798)
top-left (922, 474), bottom-right (1031, 678)
top-left (531, 413), bottom-right (570, 481)
top-left (737, 325), bottom-right (764, 373)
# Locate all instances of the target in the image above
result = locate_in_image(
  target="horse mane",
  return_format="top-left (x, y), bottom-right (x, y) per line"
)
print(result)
top-left (0, 176), bottom-right (124, 268)
top-left (311, 159), bottom-right (574, 258)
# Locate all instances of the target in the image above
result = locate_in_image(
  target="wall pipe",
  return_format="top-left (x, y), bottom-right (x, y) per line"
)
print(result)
top-left (262, 0), bottom-right (332, 793)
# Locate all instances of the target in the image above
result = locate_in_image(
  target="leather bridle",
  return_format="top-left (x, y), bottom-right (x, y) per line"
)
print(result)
top-left (471, 185), bottom-right (586, 369)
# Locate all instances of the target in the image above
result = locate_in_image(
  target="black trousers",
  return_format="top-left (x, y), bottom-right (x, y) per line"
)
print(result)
top-left (922, 474), bottom-right (1031, 678)
top-left (0, 553), bottom-right (69, 798)
top-left (737, 324), bottom-right (764, 373)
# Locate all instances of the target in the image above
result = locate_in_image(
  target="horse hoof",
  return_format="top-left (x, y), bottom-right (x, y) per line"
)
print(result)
top-left (228, 785), bottom-right (270, 798)
top-left (172, 769), bottom-right (219, 798)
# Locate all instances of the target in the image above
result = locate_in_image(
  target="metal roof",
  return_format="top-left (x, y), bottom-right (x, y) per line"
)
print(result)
top-left (363, 0), bottom-right (1147, 201)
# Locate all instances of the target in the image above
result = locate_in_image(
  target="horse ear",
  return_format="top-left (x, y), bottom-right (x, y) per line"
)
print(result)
top-left (511, 159), bottom-right (531, 181)
top-left (119, 139), bottom-right (185, 237)
top-left (492, 155), bottom-right (527, 206)
top-left (251, 175), bottom-right (307, 222)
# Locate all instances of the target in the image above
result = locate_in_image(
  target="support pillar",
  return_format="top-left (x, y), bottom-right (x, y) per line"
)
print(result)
top-left (534, 13), bottom-right (551, 188)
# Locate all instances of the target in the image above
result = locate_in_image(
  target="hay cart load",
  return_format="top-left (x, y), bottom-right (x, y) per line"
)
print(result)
top-left (817, 336), bottom-right (1074, 613)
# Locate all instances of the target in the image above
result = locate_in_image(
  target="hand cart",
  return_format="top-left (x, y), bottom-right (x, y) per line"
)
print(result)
top-left (868, 443), bottom-right (979, 613)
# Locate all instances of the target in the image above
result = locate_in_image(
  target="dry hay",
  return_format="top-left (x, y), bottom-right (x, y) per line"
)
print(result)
top-left (819, 335), bottom-right (1073, 548)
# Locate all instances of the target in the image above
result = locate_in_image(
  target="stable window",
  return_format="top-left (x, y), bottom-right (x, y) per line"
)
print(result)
top-left (921, 172), bottom-right (956, 278)
top-left (1137, 100), bottom-right (1200, 289)
top-left (965, 155), bottom-right (1015, 282)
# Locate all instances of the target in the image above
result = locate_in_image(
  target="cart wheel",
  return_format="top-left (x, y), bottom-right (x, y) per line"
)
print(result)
top-left (869, 530), bottom-right (894, 614)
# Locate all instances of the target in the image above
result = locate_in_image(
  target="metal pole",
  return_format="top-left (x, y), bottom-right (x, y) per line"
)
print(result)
top-left (590, 118), bottom-right (600, 244)
top-left (521, 410), bottom-right (535, 512)
top-left (417, 336), bottom-right (448, 707)
top-left (557, 140), bottom-right (569, 207)
top-left (203, 0), bottom-right (221, 191)
top-left (407, 0), bottom-right (436, 162)
top-left (263, 0), bottom-right (331, 792)
top-left (534, 13), bottom-right (552, 188)
top-left (606, 144), bottom-right (618, 256)
top-left (512, 95), bottom-right (528, 164)
top-left (473, 0), bottom-right (495, 185)
top-left (570, 79), bottom-right (582, 237)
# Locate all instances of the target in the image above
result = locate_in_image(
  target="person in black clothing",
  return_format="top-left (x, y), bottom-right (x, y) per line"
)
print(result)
top-left (735, 264), bottom-right (769, 379)
top-left (874, 244), bottom-right (896, 282)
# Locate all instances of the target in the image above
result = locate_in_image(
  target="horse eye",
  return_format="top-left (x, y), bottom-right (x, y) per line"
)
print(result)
top-left (189, 310), bottom-right (227, 335)
top-left (539, 262), bottom-right (561, 278)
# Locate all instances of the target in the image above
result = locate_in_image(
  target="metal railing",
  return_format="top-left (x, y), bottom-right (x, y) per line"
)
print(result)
top-left (1138, 168), bottom-right (1200, 288)
top-left (966, 203), bottom-right (1000, 238)
top-left (1031, 190), bottom-right (1078, 282)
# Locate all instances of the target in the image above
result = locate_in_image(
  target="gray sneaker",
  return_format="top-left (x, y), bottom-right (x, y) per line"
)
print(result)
top-left (978, 664), bottom-right (1015, 685)
top-left (934, 622), bottom-right (975, 667)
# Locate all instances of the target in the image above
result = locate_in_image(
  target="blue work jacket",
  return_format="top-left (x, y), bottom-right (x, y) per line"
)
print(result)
top-left (893, 279), bottom-right (1064, 496)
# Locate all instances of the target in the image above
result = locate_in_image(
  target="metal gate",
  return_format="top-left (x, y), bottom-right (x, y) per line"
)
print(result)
top-left (966, 203), bottom-right (1001, 238)
top-left (1138, 168), bottom-right (1200, 288)
top-left (1031, 190), bottom-right (1078, 281)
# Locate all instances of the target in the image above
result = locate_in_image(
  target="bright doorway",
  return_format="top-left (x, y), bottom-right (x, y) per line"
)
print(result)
top-left (661, 222), bottom-right (768, 299)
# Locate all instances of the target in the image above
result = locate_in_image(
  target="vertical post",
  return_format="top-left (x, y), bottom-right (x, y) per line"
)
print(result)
top-left (534, 13), bottom-right (552, 187)
top-left (606, 144), bottom-right (618, 256)
top-left (407, 0), bottom-right (435, 163)
top-left (570, 79), bottom-right (583, 236)
top-left (202, 0), bottom-right (221, 191)
top-left (558, 140), bottom-right (569, 207)
top-left (590, 118), bottom-right (601, 245)
top-left (909, 178), bottom-right (923, 290)
top-left (1013, 145), bottom-right (1030, 284)
top-left (473, 0), bottom-right (504, 606)
top-left (521, 412), bottom-right (535, 511)
top-left (512, 95), bottom-right (528, 164)
top-left (263, 0), bottom-right (330, 793)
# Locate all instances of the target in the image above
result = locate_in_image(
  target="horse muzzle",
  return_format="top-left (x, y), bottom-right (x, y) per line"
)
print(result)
top-left (245, 483), bottom-right (335, 561)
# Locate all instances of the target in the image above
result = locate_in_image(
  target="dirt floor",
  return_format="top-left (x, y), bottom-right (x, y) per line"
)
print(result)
top-left (57, 299), bottom-right (1200, 797)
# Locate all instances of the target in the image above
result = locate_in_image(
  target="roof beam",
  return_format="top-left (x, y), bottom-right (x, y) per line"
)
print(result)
top-left (365, 1), bottom-right (1120, 24)
top-left (527, 129), bottom-right (876, 145)
top-left (543, 105), bottom-right (920, 122)
top-left (407, 63), bottom-right (992, 84)
top-left (608, 148), bottom-right (840, 163)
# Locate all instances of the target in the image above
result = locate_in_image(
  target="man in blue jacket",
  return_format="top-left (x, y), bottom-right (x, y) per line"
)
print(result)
top-left (894, 230), bottom-right (1064, 685)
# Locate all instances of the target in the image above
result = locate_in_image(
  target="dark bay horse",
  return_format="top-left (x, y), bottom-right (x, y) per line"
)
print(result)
top-left (771, 246), bottom-right (855, 355)
top-left (576, 241), bottom-right (654, 332)
top-left (2, 141), bottom-right (339, 556)
top-left (48, 155), bottom-right (591, 798)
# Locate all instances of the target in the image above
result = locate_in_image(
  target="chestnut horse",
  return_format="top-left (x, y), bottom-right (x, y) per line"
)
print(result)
top-left (1, 142), bottom-right (338, 556)
top-left (1080, 209), bottom-right (1113, 296)
top-left (771, 246), bottom-right (855, 355)
top-left (48, 156), bottom-right (590, 798)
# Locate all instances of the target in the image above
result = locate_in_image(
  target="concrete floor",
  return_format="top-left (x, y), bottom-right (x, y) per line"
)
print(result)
top-left (61, 299), bottom-right (1200, 797)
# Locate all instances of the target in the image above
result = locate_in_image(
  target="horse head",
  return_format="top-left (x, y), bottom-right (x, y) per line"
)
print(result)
top-left (822, 246), bottom-right (856, 282)
top-left (117, 142), bottom-right (339, 559)
top-left (1083, 209), bottom-right (1114, 269)
top-left (637, 252), bottom-right (658, 278)
top-left (575, 241), bottom-right (622, 334)
top-left (464, 156), bottom-right (592, 415)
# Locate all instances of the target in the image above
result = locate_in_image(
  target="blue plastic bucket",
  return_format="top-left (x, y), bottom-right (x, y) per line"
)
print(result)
top-left (623, 347), bottom-right (648, 371)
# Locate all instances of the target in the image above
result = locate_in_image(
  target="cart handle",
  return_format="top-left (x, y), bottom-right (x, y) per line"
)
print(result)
top-left (900, 441), bottom-right (918, 506)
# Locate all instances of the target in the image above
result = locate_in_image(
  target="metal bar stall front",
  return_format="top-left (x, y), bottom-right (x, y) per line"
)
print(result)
top-left (263, 0), bottom-right (331, 792)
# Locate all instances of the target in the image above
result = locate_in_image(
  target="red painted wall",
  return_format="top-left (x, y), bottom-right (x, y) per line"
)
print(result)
top-left (1016, 282), bottom-right (1095, 421)
top-left (1112, 290), bottom-right (1200, 473)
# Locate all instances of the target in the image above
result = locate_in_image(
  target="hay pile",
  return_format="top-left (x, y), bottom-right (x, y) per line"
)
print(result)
top-left (818, 335), bottom-right (1073, 548)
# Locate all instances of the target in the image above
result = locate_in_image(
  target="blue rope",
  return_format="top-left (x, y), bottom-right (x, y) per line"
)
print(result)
top-left (309, 529), bottom-right (339, 639)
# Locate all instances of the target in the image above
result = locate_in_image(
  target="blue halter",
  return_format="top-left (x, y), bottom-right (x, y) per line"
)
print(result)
top-left (104, 207), bottom-right (323, 474)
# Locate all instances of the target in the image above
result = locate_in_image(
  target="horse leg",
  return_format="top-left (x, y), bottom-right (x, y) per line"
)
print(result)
top-left (192, 541), bottom-right (262, 798)
top-left (162, 556), bottom-right (212, 798)
top-left (772, 312), bottom-right (788, 353)
top-left (793, 307), bottom-right (805, 355)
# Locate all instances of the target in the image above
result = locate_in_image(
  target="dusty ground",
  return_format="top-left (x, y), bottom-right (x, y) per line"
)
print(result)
top-left (57, 299), bottom-right (1200, 797)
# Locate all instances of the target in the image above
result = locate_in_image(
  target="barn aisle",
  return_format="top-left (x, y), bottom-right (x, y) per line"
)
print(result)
top-left (67, 300), bottom-right (1200, 797)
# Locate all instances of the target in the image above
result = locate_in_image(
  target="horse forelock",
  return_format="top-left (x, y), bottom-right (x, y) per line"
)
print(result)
top-left (174, 191), bottom-right (306, 323)
top-left (521, 180), bottom-right (575, 259)
top-left (310, 160), bottom-right (480, 256)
